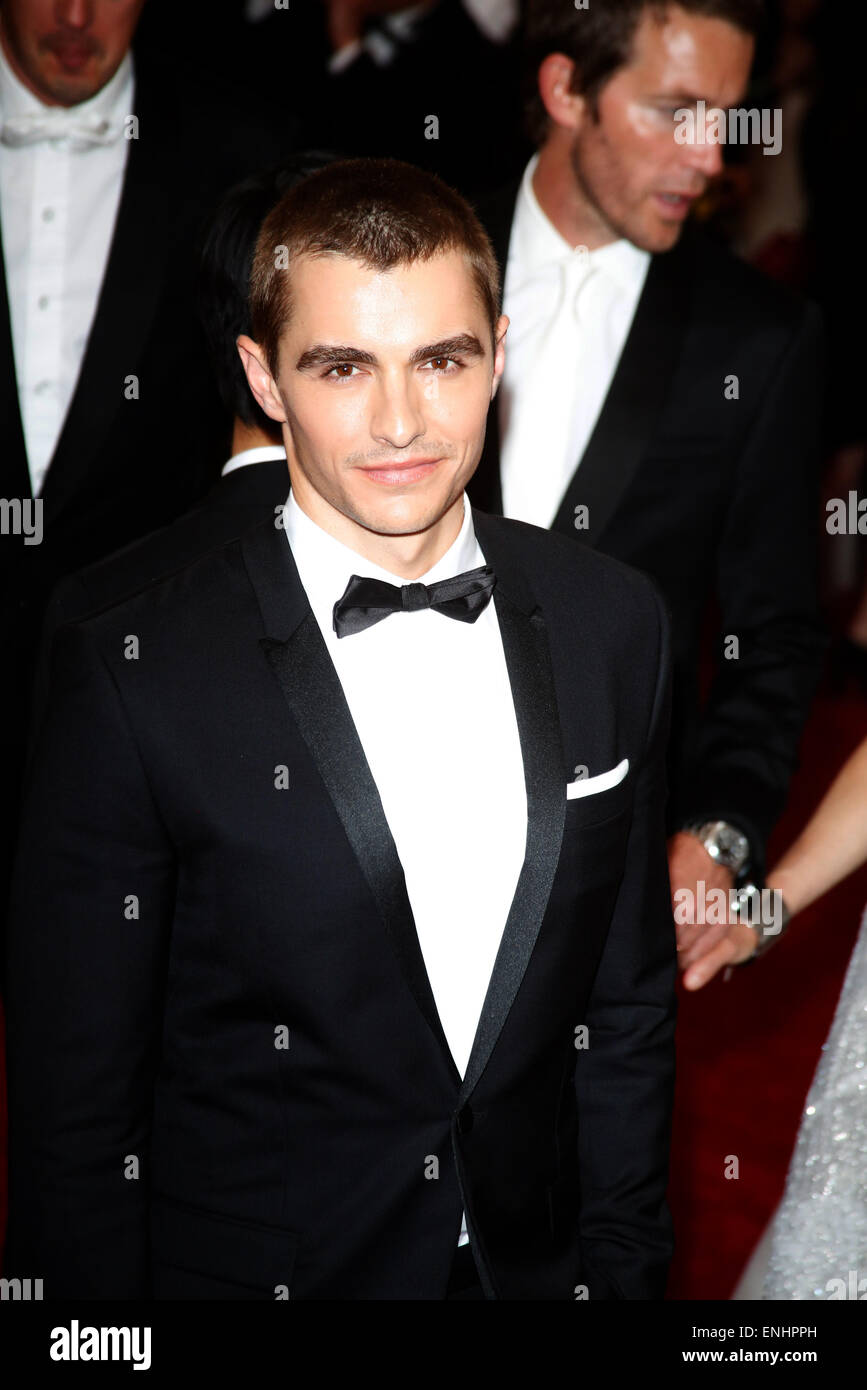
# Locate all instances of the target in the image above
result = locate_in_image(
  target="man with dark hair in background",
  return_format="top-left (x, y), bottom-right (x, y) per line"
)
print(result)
top-left (470, 0), bottom-right (827, 979)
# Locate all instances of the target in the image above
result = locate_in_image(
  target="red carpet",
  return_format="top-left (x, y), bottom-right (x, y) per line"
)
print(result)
top-left (2, 683), bottom-right (866, 1296)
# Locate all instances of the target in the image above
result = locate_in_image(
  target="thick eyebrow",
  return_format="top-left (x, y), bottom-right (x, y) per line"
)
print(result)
top-left (408, 334), bottom-right (485, 365)
top-left (295, 344), bottom-right (377, 371)
top-left (295, 333), bottom-right (485, 372)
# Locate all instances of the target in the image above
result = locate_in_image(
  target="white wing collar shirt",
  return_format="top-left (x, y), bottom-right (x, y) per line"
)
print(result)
top-left (499, 152), bottom-right (650, 530)
top-left (0, 40), bottom-right (133, 496)
top-left (283, 490), bottom-right (528, 1247)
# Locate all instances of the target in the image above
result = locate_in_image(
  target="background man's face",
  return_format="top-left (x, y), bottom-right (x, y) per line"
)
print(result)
top-left (568, 4), bottom-right (754, 251)
top-left (269, 250), bottom-right (501, 543)
top-left (0, 0), bottom-right (145, 107)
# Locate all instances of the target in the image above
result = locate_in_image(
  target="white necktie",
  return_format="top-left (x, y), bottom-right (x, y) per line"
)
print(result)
top-left (500, 248), bottom-right (601, 528)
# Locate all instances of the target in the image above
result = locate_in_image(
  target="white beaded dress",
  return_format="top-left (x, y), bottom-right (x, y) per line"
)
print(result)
top-left (732, 905), bottom-right (867, 1299)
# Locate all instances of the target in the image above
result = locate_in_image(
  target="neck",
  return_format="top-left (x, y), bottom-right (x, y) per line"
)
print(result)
top-left (289, 470), bottom-right (465, 581)
top-left (532, 136), bottom-right (619, 252)
top-left (230, 418), bottom-right (283, 458)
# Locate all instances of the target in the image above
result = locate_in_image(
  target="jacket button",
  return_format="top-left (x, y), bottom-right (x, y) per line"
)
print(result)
top-left (458, 1104), bottom-right (474, 1134)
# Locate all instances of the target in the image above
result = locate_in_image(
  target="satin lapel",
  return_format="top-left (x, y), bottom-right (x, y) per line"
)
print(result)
top-left (0, 224), bottom-right (31, 504)
top-left (38, 59), bottom-right (186, 521)
top-left (550, 240), bottom-right (691, 546)
top-left (459, 513), bottom-right (565, 1103)
top-left (242, 520), bottom-right (461, 1089)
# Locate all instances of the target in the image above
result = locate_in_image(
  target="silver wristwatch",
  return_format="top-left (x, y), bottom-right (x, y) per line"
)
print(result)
top-left (731, 880), bottom-right (792, 961)
top-left (683, 819), bottom-right (751, 877)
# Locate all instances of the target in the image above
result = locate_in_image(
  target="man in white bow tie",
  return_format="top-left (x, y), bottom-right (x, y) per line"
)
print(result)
top-left (0, 0), bottom-right (293, 965)
top-left (0, 0), bottom-right (144, 497)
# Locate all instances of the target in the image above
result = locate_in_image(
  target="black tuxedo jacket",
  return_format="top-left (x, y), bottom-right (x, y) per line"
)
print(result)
top-left (0, 49), bottom-right (293, 908)
top-left (26, 459), bottom-right (292, 759)
top-left (5, 511), bottom-right (677, 1300)
top-left (470, 183), bottom-right (828, 874)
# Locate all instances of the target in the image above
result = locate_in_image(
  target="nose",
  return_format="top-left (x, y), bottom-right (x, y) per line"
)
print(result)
top-left (58, 0), bottom-right (93, 29)
top-left (681, 115), bottom-right (726, 180)
top-left (369, 368), bottom-right (426, 450)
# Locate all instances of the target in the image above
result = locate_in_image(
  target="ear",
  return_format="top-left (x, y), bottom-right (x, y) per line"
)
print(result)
top-left (537, 52), bottom-right (586, 135)
top-left (491, 314), bottom-right (508, 398)
top-left (236, 334), bottom-right (287, 423)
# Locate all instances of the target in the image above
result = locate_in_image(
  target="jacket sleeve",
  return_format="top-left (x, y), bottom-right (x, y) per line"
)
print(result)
top-left (4, 620), bottom-right (174, 1298)
top-left (574, 578), bottom-right (678, 1299)
top-left (673, 301), bottom-right (828, 876)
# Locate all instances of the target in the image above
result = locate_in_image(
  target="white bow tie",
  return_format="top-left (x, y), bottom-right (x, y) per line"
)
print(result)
top-left (0, 108), bottom-right (119, 151)
top-left (506, 250), bottom-right (601, 348)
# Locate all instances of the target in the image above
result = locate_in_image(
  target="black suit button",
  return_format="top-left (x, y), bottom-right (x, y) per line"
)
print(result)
top-left (457, 1104), bottom-right (474, 1134)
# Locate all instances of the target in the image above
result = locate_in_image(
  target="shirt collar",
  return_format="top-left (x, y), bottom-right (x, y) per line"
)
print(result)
top-left (220, 444), bottom-right (286, 477)
top-left (283, 490), bottom-right (481, 633)
top-left (511, 153), bottom-right (650, 294)
top-left (0, 35), bottom-right (134, 136)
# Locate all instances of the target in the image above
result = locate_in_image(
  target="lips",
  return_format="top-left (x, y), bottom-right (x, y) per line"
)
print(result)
top-left (654, 192), bottom-right (696, 220)
top-left (48, 42), bottom-right (96, 71)
top-left (359, 458), bottom-right (441, 485)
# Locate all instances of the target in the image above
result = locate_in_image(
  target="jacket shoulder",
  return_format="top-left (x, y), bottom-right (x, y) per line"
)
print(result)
top-left (473, 510), bottom-right (665, 619)
top-left (681, 229), bottom-right (820, 338)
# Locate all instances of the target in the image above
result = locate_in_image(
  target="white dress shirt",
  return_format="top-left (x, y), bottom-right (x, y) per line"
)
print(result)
top-left (499, 154), bottom-right (650, 530)
top-left (283, 490), bottom-right (528, 1246)
top-left (220, 444), bottom-right (287, 477)
top-left (0, 42), bottom-right (133, 496)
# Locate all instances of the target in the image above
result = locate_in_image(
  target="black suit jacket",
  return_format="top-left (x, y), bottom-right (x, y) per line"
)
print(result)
top-left (27, 458), bottom-right (292, 759)
top-left (5, 510), bottom-right (677, 1300)
top-left (0, 49), bottom-right (294, 905)
top-left (470, 183), bottom-right (828, 875)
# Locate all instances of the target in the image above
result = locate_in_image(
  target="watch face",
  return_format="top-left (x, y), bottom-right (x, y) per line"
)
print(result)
top-left (717, 824), bottom-right (748, 864)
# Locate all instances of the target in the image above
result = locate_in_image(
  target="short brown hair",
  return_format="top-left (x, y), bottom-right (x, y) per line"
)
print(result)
top-left (249, 157), bottom-right (501, 377)
top-left (523, 0), bottom-right (767, 146)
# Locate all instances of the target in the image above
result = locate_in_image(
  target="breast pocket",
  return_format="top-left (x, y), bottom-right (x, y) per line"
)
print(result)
top-left (562, 769), bottom-right (633, 833)
top-left (150, 1193), bottom-right (300, 1300)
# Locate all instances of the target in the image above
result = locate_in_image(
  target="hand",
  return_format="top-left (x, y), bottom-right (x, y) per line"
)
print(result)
top-left (668, 832), bottom-right (754, 988)
top-left (681, 918), bottom-right (757, 989)
top-left (322, 0), bottom-right (414, 52)
top-left (323, 0), bottom-right (367, 51)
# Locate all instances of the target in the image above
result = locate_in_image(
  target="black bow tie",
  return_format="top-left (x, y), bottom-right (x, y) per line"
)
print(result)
top-left (332, 565), bottom-right (497, 638)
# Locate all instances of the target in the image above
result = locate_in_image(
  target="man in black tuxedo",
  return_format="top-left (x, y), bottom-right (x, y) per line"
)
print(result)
top-left (468, 0), bottom-right (827, 984)
top-left (0, 0), bottom-right (295, 919)
top-left (5, 158), bottom-right (677, 1300)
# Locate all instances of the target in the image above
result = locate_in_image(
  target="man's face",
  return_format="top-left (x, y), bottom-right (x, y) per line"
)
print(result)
top-left (246, 250), bottom-right (505, 545)
top-left (567, 4), bottom-right (754, 251)
top-left (0, 0), bottom-right (145, 107)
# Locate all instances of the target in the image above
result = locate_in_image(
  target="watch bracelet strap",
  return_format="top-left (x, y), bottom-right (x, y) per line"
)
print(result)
top-left (735, 882), bottom-right (791, 963)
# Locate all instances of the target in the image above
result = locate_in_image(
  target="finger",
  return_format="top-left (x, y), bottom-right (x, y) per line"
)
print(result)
top-left (683, 937), bottom-right (739, 990)
top-left (679, 921), bottom-right (733, 969)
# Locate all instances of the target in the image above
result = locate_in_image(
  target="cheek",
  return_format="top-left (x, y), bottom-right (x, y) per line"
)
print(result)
top-left (426, 377), bottom-right (489, 436)
top-left (294, 390), bottom-right (364, 450)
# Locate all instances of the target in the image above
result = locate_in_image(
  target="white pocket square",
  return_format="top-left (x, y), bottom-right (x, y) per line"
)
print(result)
top-left (566, 757), bottom-right (629, 800)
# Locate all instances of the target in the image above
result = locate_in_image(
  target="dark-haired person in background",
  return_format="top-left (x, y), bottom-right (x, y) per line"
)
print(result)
top-left (0, 0), bottom-right (297, 944)
top-left (5, 157), bottom-right (677, 1301)
top-left (470, 0), bottom-right (827, 976)
top-left (27, 152), bottom-right (337, 755)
